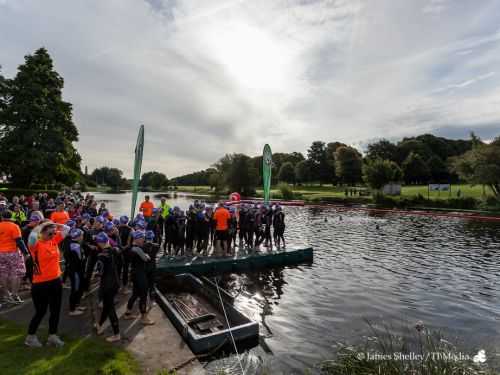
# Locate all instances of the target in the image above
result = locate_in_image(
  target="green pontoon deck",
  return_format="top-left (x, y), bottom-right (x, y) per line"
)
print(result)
top-left (157, 247), bottom-right (313, 275)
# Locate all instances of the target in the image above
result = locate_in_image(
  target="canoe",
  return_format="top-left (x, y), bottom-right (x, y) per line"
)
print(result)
top-left (155, 273), bottom-right (259, 354)
top-left (157, 247), bottom-right (313, 275)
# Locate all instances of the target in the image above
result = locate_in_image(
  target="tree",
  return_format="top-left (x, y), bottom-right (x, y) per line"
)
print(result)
top-left (140, 171), bottom-right (168, 190)
top-left (326, 142), bottom-right (347, 184)
top-left (278, 162), bottom-right (295, 184)
top-left (212, 154), bottom-right (258, 195)
top-left (90, 167), bottom-right (124, 190)
top-left (335, 146), bottom-right (362, 185)
top-left (294, 160), bottom-right (310, 184)
top-left (307, 141), bottom-right (333, 184)
top-left (366, 139), bottom-right (398, 162)
top-left (402, 152), bottom-right (430, 184)
top-left (0, 48), bottom-right (81, 186)
top-left (452, 142), bottom-right (500, 197)
top-left (427, 155), bottom-right (448, 182)
top-left (363, 159), bottom-right (402, 190)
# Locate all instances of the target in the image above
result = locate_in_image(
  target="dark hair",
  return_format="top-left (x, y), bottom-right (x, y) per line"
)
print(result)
top-left (1, 210), bottom-right (12, 219)
top-left (145, 195), bottom-right (150, 199)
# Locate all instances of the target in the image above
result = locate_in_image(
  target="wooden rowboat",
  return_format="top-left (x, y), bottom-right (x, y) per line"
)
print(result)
top-left (155, 273), bottom-right (259, 354)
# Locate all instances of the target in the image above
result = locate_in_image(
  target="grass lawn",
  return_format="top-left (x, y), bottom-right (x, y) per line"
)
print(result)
top-left (0, 319), bottom-right (139, 375)
top-left (402, 184), bottom-right (493, 200)
top-left (175, 183), bottom-right (496, 205)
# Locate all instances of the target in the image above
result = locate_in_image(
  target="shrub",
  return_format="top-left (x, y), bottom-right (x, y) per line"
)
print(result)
top-left (278, 183), bottom-right (294, 200)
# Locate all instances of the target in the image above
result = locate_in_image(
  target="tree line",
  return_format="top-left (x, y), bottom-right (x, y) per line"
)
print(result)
top-left (171, 133), bottom-right (499, 198)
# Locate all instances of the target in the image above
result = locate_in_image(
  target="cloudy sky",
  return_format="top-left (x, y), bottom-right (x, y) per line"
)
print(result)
top-left (1, 0), bottom-right (500, 178)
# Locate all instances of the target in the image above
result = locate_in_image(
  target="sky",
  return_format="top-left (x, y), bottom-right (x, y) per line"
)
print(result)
top-left (1, 0), bottom-right (500, 178)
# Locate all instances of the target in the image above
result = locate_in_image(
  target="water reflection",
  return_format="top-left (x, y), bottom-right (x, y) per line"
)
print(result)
top-left (90, 192), bottom-right (500, 374)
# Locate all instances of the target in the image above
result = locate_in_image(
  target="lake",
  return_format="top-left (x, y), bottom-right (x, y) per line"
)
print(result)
top-left (91, 191), bottom-right (500, 374)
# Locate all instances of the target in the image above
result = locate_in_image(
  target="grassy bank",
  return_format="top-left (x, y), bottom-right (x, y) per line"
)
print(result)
top-left (0, 319), bottom-right (139, 375)
top-left (175, 184), bottom-right (499, 212)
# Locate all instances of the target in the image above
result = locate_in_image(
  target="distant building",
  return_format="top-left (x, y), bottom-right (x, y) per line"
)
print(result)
top-left (383, 183), bottom-right (401, 196)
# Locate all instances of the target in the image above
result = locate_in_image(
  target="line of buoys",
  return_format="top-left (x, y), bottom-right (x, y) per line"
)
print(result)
top-left (224, 199), bottom-right (305, 207)
top-left (304, 204), bottom-right (500, 222)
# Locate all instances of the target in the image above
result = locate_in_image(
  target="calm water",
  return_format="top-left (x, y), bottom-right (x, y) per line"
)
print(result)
top-left (92, 192), bottom-right (500, 374)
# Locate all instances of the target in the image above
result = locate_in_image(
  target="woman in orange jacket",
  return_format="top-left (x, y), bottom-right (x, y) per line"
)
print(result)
top-left (25, 221), bottom-right (70, 348)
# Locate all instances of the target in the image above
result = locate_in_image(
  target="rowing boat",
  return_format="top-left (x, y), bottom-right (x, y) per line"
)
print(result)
top-left (155, 273), bottom-right (259, 354)
top-left (156, 247), bottom-right (313, 275)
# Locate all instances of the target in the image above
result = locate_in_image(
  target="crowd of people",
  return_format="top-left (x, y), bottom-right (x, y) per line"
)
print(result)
top-left (0, 190), bottom-right (286, 347)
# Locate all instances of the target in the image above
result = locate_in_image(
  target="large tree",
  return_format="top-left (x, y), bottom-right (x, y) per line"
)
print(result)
top-left (294, 160), bottom-right (310, 184)
top-left (307, 141), bottom-right (333, 185)
top-left (363, 158), bottom-right (402, 190)
top-left (335, 146), bottom-right (362, 185)
top-left (452, 139), bottom-right (500, 197)
top-left (140, 171), bottom-right (168, 190)
top-left (214, 153), bottom-right (258, 195)
top-left (365, 139), bottom-right (398, 162)
top-left (90, 167), bottom-right (124, 190)
top-left (0, 48), bottom-right (81, 186)
top-left (278, 161), bottom-right (295, 184)
top-left (402, 152), bottom-right (430, 185)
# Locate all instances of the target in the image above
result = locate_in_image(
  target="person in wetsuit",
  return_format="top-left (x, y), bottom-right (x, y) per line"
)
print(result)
top-left (124, 231), bottom-right (155, 325)
top-left (273, 205), bottom-right (286, 248)
top-left (144, 230), bottom-right (160, 305)
top-left (94, 232), bottom-right (121, 343)
top-left (118, 215), bottom-right (132, 293)
top-left (64, 229), bottom-right (87, 316)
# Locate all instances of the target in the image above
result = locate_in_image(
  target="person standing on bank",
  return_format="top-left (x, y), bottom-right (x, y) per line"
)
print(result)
top-left (213, 202), bottom-right (231, 256)
top-left (124, 231), bottom-right (155, 325)
top-left (25, 221), bottom-right (70, 348)
top-left (139, 195), bottom-right (155, 227)
top-left (94, 232), bottom-right (121, 343)
top-left (0, 210), bottom-right (30, 304)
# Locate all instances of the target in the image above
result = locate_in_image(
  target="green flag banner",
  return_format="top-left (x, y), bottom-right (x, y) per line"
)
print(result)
top-left (131, 124), bottom-right (144, 218)
top-left (262, 144), bottom-right (272, 203)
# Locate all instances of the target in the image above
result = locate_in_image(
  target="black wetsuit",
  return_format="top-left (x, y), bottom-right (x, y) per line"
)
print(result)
top-left (185, 211), bottom-right (196, 251)
top-left (273, 211), bottom-right (285, 245)
top-left (118, 225), bottom-right (132, 287)
top-left (164, 215), bottom-right (177, 254)
top-left (197, 213), bottom-right (210, 254)
top-left (127, 246), bottom-right (149, 314)
top-left (96, 246), bottom-right (121, 335)
top-left (144, 242), bottom-right (160, 298)
top-left (64, 241), bottom-right (85, 311)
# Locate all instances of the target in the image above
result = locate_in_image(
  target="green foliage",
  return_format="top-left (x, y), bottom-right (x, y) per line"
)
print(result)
top-left (277, 182), bottom-right (294, 200)
top-left (335, 146), bottom-right (362, 185)
top-left (363, 159), bottom-right (402, 190)
top-left (452, 141), bottom-right (500, 197)
top-left (170, 168), bottom-right (215, 186)
top-left (427, 155), bottom-right (448, 182)
top-left (0, 48), bottom-right (81, 187)
top-left (402, 152), bottom-right (430, 184)
top-left (366, 139), bottom-right (398, 162)
top-left (212, 153), bottom-right (258, 195)
top-left (140, 171), bottom-right (169, 190)
top-left (90, 167), bottom-right (126, 191)
top-left (278, 161), bottom-right (295, 184)
top-left (295, 160), bottom-right (311, 184)
top-left (307, 141), bottom-right (334, 184)
top-left (0, 319), bottom-right (138, 375)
